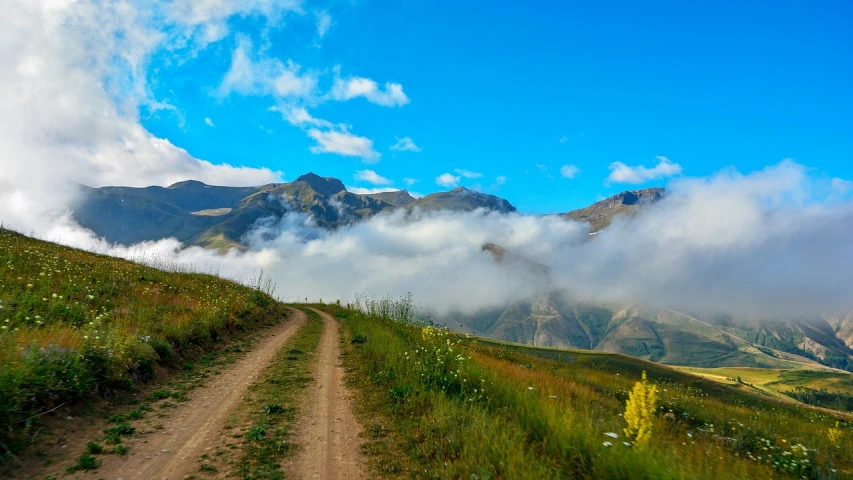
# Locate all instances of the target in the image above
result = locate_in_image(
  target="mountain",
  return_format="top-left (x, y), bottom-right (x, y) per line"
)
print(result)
top-left (410, 187), bottom-right (516, 213)
top-left (71, 173), bottom-right (518, 250)
top-left (455, 245), bottom-right (853, 372)
top-left (563, 187), bottom-right (665, 231)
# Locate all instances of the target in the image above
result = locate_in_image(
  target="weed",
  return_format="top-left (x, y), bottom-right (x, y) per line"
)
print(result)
top-left (84, 441), bottom-right (104, 454)
top-left (350, 333), bottom-right (367, 344)
top-left (111, 444), bottom-right (130, 455)
top-left (245, 425), bottom-right (266, 441)
top-left (261, 403), bottom-right (285, 414)
top-left (199, 463), bottom-right (218, 473)
top-left (67, 453), bottom-right (100, 472)
top-left (103, 423), bottom-right (135, 444)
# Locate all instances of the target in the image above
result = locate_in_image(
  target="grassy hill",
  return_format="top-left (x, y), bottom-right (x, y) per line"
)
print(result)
top-left (0, 228), bottom-right (288, 454)
top-left (323, 298), bottom-right (851, 479)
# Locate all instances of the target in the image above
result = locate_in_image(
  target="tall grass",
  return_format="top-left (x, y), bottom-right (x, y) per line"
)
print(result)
top-left (0, 228), bottom-right (287, 454)
top-left (329, 297), bottom-right (851, 479)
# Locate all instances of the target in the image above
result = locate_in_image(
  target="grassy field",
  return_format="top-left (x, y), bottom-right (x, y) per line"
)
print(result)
top-left (326, 298), bottom-right (851, 480)
top-left (0, 228), bottom-right (287, 456)
top-left (676, 366), bottom-right (853, 412)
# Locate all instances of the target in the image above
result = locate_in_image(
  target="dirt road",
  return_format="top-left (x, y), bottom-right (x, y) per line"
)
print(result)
top-left (90, 309), bottom-right (307, 480)
top-left (287, 308), bottom-right (367, 480)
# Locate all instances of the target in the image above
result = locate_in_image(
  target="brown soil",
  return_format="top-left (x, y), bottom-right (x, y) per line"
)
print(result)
top-left (286, 308), bottom-right (367, 480)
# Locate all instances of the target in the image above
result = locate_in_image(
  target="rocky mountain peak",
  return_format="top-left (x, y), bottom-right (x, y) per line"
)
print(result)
top-left (294, 173), bottom-right (346, 197)
top-left (594, 188), bottom-right (665, 209)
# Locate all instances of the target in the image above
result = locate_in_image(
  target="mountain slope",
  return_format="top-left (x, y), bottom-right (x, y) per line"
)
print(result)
top-left (563, 187), bottom-right (664, 231)
top-left (460, 245), bottom-right (853, 372)
top-left (71, 173), bottom-right (518, 249)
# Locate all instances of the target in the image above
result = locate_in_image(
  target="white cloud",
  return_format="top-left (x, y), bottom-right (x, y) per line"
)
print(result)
top-left (355, 169), bottom-right (391, 185)
top-left (607, 156), bottom-right (682, 184)
top-left (217, 36), bottom-right (317, 99)
top-left (404, 178), bottom-right (419, 186)
top-left (436, 173), bottom-right (461, 187)
top-left (308, 128), bottom-right (379, 162)
top-left (316, 10), bottom-right (332, 38)
top-left (272, 105), bottom-right (333, 128)
top-left (454, 169), bottom-right (483, 179)
top-left (536, 164), bottom-right (549, 174)
top-left (269, 105), bottom-right (379, 162)
top-left (204, 117), bottom-right (215, 127)
top-left (347, 186), bottom-right (400, 195)
top-left (0, 0), bottom-right (285, 234)
top-left (390, 136), bottom-right (421, 152)
top-left (831, 177), bottom-right (853, 195)
top-left (560, 164), bottom-right (579, 179)
top-left (495, 175), bottom-right (507, 186)
top-left (330, 75), bottom-right (410, 107)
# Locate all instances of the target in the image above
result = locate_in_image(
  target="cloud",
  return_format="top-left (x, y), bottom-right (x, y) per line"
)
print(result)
top-left (217, 36), bottom-right (317, 99)
top-left (272, 105), bottom-right (333, 128)
top-left (0, 0), bottom-right (283, 235)
top-left (536, 164), bottom-right (549, 174)
top-left (390, 136), bottom-right (421, 152)
top-left (404, 178), bottom-right (419, 186)
top-left (436, 173), bottom-right (461, 187)
top-left (607, 156), bottom-right (682, 184)
top-left (315, 10), bottom-right (332, 38)
top-left (347, 186), bottom-right (400, 195)
top-left (560, 164), bottom-right (579, 179)
top-left (454, 169), bottom-right (483, 179)
top-left (269, 105), bottom-right (378, 161)
top-left (204, 117), bottom-right (215, 127)
top-left (330, 75), bottom-right (410, 107)
top-left (494, 175), bottom-right (507, 186)
top-left (831, 177), bottom-right (853, 195)
top-left (355, 169), bottom-right (391, 185)
top-left (307, 128), bottom-right (379, 162)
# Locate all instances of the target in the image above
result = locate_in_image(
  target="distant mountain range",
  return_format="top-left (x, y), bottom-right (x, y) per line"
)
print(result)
top-left (72, 172), bottom-right (516, 250)
top-left (71, 174), bottom-right (853, 372)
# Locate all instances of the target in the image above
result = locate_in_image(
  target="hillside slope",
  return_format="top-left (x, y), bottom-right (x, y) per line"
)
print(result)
top-left (328, 301), bottom-right (853, 479)
top-left (563, 187), bottom-right (665, 231)
top-left (72, 173), bottom-right (518, 249)
top-left (0, 228), bottom-right (288, 454)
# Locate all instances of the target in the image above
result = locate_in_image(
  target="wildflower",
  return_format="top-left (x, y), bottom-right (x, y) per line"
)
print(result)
top-left (623, 371), bottom-right (658, 448)
top-left (828, 421), bottom-right (843, 446)
top-left (604, 432), bottom-right (619, 439)
top-left (602, 442), bottom-right (613, 447)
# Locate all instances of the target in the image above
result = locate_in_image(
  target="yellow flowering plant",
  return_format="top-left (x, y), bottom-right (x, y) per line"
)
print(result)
top-left (623, 371), bottom-right (658, 447)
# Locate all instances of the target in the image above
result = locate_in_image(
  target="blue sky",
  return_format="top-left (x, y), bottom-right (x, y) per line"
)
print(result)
top-left (140, 0), bottom-right (853, 214)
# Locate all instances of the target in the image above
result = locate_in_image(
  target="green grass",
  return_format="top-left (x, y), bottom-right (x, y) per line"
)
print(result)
top-left (325, 301), bottom-right (852, 480)
top-left (0, 228), bottom-right (287, 456)
top-left (202, 308), bottom-right (324, 478)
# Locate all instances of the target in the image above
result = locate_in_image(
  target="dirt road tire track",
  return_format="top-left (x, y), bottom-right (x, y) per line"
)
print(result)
top-left (288, 308), bottom-right (367, 480)
top-left (88, 308), bottom-right (307, 480)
